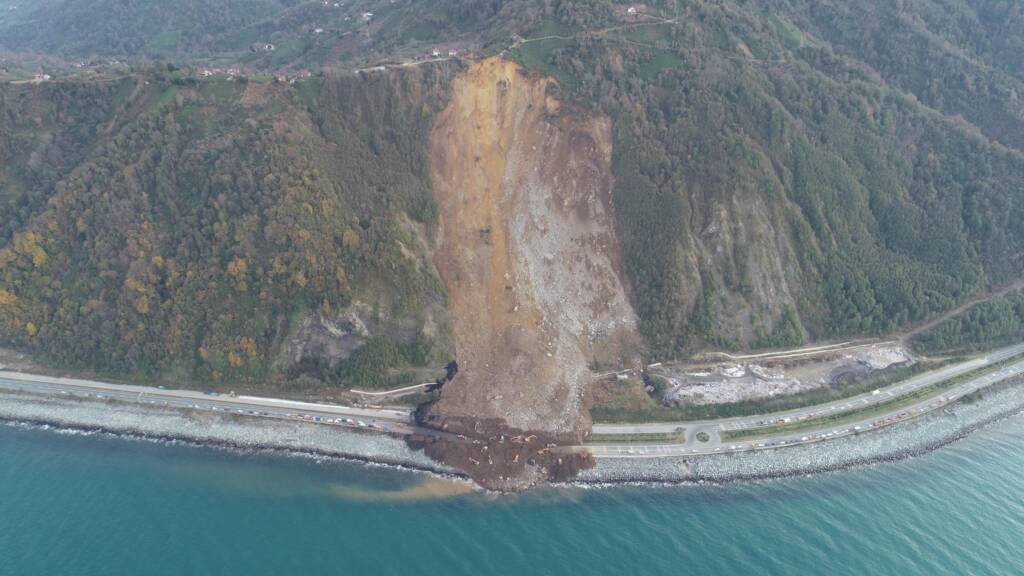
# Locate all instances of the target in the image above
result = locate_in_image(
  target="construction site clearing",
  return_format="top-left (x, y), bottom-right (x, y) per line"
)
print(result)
top-left (650, 343), bottom-right (914, 406)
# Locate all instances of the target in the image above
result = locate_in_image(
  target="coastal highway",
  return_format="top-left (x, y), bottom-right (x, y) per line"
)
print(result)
top-left (588, 343), bottom-right (1024, 458)
top-left (4, 342), bottom-right (1024, 461)
top-left (593, 342), bottom-right (1024, 436)
top-left (0, 370), bottom-right (418, 435)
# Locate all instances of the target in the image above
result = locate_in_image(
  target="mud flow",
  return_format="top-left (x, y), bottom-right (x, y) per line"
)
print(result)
top-left (414, 58), bottom-right (637, 489)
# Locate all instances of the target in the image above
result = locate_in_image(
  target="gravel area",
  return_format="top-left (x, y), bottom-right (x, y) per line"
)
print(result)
top-left (658, 344), bottom-right (913, 406)
top-left (0, 391), bottom-right (457, 476)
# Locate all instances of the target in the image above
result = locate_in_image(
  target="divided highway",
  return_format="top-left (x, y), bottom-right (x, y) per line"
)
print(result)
top-left (588, 343), bottom-right (1024, 458)
top-left (0, 370), bottom-right (417, 435)
top-left (2, 342), bottom-right (1023, 461)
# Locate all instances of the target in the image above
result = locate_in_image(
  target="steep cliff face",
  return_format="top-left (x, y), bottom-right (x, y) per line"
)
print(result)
top-left (416, 58), bottom-right (638, 489)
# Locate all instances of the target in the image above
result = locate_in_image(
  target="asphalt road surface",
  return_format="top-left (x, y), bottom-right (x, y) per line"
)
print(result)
top-left (3, 342), bottom-right (1022, 460)
top-left (0, 370), bottom-right (417, 435)
top-left (588, 343), bottom-right (1024, 458)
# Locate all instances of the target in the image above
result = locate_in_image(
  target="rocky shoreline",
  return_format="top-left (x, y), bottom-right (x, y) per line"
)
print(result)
top-left (576, 376), bottom-right (1024, 486)
top-left (2, 377), bottom-right (1023, 490)
top-left (0, 390), bottom-right (461, 479)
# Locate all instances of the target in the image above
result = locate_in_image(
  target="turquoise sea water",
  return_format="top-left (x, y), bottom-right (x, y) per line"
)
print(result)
top-left (2, 416), bottom-right (1023, 576)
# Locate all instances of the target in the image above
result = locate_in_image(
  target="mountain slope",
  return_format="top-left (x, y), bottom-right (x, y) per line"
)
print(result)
top-left (0, 0), bottom-right (540, 71)
top-left (502, 0), bottom-right (1024, 356)
top-left (0, 70), bottom-right (454, 388)
top-left (2, 0), bottom-right (1024, 486)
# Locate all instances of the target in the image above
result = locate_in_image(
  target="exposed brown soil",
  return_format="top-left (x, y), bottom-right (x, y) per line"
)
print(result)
top-left (415, 57), bottom-right (637, 489)
top-left (409, 410), bottom-right (594, 491)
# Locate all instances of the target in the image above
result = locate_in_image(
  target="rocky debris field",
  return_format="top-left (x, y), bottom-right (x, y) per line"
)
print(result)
top-left (420, 57), bottom-right (638, 487)
top-left (408, 413), bottom-right (593, 491)
top-left (284, 312), bottom-right (371, 369)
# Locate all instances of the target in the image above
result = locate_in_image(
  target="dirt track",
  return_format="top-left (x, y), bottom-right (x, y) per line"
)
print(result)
top-left (901, 279), bottom-right (1024, 344)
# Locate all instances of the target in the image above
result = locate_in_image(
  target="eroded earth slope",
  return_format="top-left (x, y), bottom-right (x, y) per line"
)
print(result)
top-left (414, 58), bottom-right (638, 489)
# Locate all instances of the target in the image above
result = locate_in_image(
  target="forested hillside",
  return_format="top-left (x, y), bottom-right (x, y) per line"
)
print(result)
top-left (504, 0), bottom-right (1024, 356)
top-left (913, 290), bottom-right (1024, 354)
top-left (2, 0), bottom-right (1023, 389)
top-left (0, 0), bottom-right (538, 72)
top-left (0, 68), bottom-right (454, 388)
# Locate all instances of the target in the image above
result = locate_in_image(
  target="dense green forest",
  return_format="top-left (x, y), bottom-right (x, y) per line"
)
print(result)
top-left (506, 0), bottom-right (1024, 356)
top-left (0, 68), bottom-right (454, 388)
top-left (913, 291), bottom-right (1024, 354)
top-left (2, 0), bottom-right (1023, 388)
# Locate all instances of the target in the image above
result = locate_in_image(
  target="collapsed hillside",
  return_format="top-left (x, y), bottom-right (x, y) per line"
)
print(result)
top-left (4, 1), bottom-right (1024, 490)
top-left (415, 58), bottom-right (639, 490)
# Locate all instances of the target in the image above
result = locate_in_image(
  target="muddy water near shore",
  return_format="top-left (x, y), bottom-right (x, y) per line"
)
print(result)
top-left (4, 405), bottom-right (1024, 575)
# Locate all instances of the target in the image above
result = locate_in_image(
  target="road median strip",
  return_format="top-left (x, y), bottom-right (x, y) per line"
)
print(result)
top-left (584, 431), bottom-right (685, 445)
